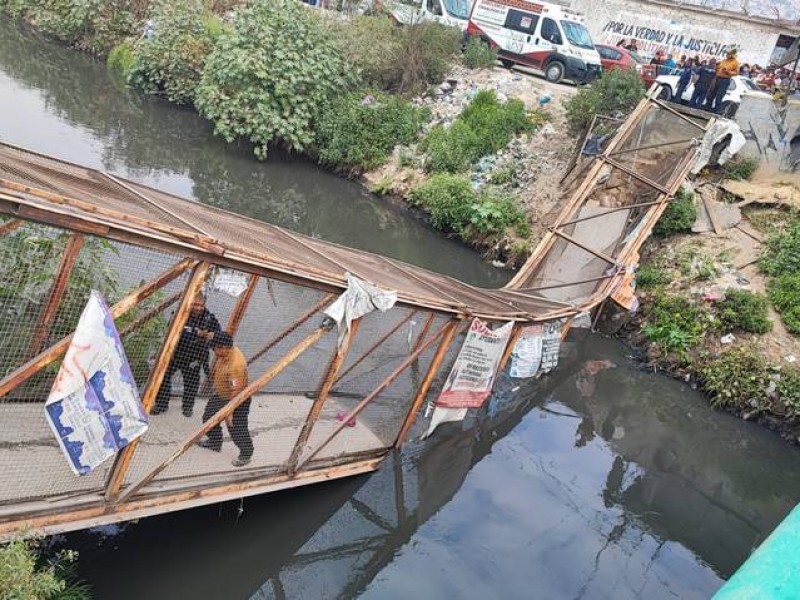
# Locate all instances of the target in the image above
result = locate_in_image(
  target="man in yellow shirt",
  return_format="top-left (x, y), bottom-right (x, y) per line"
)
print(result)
top-left (710, 48), bottom-right (740, 114)
top-left (197, 332), bottom-right (253, 467)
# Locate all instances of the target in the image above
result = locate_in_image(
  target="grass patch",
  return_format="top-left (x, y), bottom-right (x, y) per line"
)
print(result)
top-left (700, 346), bottom-right (772, 410)
top-left (420, 90), bottom-right (532, 173)
top-left (408, 174), bottom-right (529, 239)
top-left (760, 218), bottom-right (800, 335)
top-left (768, 275), bottom-right (800, 335)
top-left (718, 289), bottom-right (772, 334)
top-left (636, 264), bottom-right (671, 289)
top-left (107, 41), bottom-right (135, 75)
top-left (462, 35), bottom-right (497, 69)
top-left (653, 187), bottom-right (696, 237)
top-left (720, 156), bottom-right (760, 181)
top-left (487, 164), bottom-right (517, 186)
top-left (642, 293), bottom-right (707, 355)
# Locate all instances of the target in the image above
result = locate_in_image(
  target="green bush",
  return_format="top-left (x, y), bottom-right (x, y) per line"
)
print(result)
top-left (128, 0), bottom-right (218, 105)
top-left (409, 174), bottom-right (528, 239)
top-left (107, 41), bottom-right (135, 75)
top-left (487, 165), bottom-right (517, 185)
top-left (760, 220), bottom-right (800, 277)
top-left (333, 16), bottom-right (460, 94)
top-left (0, 537), bottom-right (90, 600)
top-left (196, 0), bottom-right (357, 158)
top-left (87, 0), bottom-right (137, 54)
top-left (718, 289), bottom-right (772, 334)
top-left (563, 67), bottom-right (645, 135)
top-left (721, 156), bottom-right (760, 181)
top-left (777, 368), bottom-right (800, 416)
top-left (315, 92), bottom-right (426, 172)
top-left (700, 346), bottom-right (772, 410)
top-left (768, 274), bottom-right (800, 335)
top-left (25, 0), bottom-right (97, 43)
top-left (653, 188), bottom-right (697, 236)
top-left (642, 293), bottom-right (705, 354)
top-left (636, 264), bottom-right (670, 289)
top-left (420, 90), bottom-right (531, 173)
top-left (462, 35), bottom-right (497, 69)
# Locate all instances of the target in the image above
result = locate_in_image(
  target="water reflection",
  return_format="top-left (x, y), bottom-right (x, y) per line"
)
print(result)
top-left (0, 20), bottom-right (507, 287)
top-left (64, 334), bottom-right (800, 599)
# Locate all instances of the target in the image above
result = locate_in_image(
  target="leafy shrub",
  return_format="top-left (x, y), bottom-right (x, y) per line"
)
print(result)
top-left (87, 0), bottom-right (137, 54)
top-left (315, 92), bottom-right (426, 172)
top-left (333, 16), bottom-right (460, 94)
top-left (768, 274), bottom-right (800, 335)
top-left (564, 67), bottom-right (645, 135)
top-left (717, 289), bottom-right (772, 334)
top-left (107, 41), bottom-right (135, 75)
top-left (420, 122), bottom-right (480, 173)
top-left (420, 90), bottom-right (531, 173)
top-left (642, 293), bottom-right (705, 354)
top-left (462, 35), bottom-right (497, 69)
top-left (196, 0), bottom-right (357, 158)
top-left (0, 537), bottom-right (89, 600)
top-left (777, 368), bottom-right (800, 416)
top-left (760, 220), bottom-right (800, 277)
top-left (127, 0), bottom-right (218, 105)
top-left (409, 174), bottom-right (528, 238)
top-left (25, 0), bottom-right (97, 43)
top-left (700, 346), bottom-right (772, 410)
top-left (487, 165), bottom-right (517, 185)
top-left (653, 188), bottom-right (697, 236)
top-left (636, 264), bottom-right (670, 289)
top-left (721, 156), bottom-right (760, 181)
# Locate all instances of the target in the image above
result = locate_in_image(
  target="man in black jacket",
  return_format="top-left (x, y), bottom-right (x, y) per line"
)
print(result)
top-left (153, 294), bottom-right (221, 417)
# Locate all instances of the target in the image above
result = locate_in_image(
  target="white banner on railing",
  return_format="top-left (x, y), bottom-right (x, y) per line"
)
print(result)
top-left (44, 291), bottom-right (149, 476)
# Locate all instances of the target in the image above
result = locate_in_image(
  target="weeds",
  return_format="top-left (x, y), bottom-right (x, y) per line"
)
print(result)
top-left (462, 35), bottom-right (497, 70)
top-left (563, 68), bottom-right (645, 135)
top-left (718, 289), bottom-right (772, 334)
top-left (768, 275), bottom-right (800, 335)
top-left (653, 187), bottom-right (697, 237)
top-left (636, 264), bottom-right (670, 289)
top-left (720, 156), bottom-right (759, 181)
top-left (642, 293), bottom-right (706, 355)
top-left (700, 346), bottom-right (772, 410)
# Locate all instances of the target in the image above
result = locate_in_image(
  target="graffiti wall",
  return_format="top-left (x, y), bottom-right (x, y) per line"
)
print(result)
top-left (570, 0), bottom-right (784, 66)
top-left (736, 95), bottom-right (800, 178)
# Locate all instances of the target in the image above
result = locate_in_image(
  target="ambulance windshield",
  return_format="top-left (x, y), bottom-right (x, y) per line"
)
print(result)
top-left (560, 21), bottom-right (594, 50)
top-left (443, 0), bottom-right (470, 19)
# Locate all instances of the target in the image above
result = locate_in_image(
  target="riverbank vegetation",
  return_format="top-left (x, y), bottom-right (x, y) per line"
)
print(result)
top-left (629, 168), bottom-right (800, 443)
top-left (0, 536), bottom-right (90, 599)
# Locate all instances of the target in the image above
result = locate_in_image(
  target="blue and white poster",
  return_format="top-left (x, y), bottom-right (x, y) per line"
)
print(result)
top-left (45, 291), bottom-right (149, 475)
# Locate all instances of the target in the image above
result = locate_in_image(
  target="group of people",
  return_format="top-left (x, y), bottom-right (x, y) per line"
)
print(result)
top-left (670, 49), bottom-right (741, 113)
top-left (152, 294), bottom-right (254, 468)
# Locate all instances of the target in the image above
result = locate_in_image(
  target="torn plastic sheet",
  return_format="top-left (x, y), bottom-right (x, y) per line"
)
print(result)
top-left (212, 268), bottom-right (249, 298)
top-left (691, 119), bottom-right (747, 174)
top-left (324, 273), bottom-right (398, 351)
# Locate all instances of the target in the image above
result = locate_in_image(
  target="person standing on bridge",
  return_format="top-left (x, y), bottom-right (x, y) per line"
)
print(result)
top-left (710, 48), bottom-right (740, 113)
top-left (198, 332), bottom-right (254, 467)
top-left (153, 293), bottom-right (221, 417)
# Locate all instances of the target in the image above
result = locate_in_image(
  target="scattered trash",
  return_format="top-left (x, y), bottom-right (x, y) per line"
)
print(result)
top-left (721, 333), bottom-right (736, 344)
top-left (538, 93), bottom-right (552, 107)
top-left (703, 291), bottom-right (723, 302)
top-left (539, 123), bottom-right (556, 137)
top-left (359, 94), bottom-right (376, 106)
top-left (785, 355), bottom-right (797, 363)
top-left (335, 411), bottom-right (357, 427)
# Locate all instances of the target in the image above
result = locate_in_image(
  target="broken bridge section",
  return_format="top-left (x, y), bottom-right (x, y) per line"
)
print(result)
top-left (0, 89), bottom-right (712, 537)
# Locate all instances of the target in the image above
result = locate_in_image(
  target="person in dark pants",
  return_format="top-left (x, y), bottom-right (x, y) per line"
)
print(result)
top-left (710, 49), bottom-right (740, 114)
top-left (691, 59), bottom-right (716, 109)
top-left (674, 58), bottom-right (694, 104)
top-left (198, 332), bottom-right (253, 467)
top-left (153, 293), bottom-right (221, 417)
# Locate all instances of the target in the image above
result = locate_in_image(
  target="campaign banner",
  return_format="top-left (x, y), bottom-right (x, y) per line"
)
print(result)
top-left (435, 319), bottom-right (513, 409)
top-left (540, 320), bottom-right (563, 374)
top-left (509, 324), bottom-right (543, 379)
top-left (45, 291), bottom-right (149, 476)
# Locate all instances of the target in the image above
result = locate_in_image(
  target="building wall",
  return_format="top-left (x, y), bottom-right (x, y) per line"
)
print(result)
top-left (569, 0), bottom-right (790, 67)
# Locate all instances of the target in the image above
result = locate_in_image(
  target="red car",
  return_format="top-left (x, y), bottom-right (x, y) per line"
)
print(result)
top-left (595, 44), bottom-right (645, 74)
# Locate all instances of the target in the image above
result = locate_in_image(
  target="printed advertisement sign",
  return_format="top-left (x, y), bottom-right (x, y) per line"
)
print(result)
top-left (509, 324), bottom-right (543, 379)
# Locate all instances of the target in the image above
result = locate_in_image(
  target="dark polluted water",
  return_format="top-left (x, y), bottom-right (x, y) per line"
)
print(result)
top-left (2, 18), bottom-right (800, 600)
top-left (58, 334), bottom-right (800, 599)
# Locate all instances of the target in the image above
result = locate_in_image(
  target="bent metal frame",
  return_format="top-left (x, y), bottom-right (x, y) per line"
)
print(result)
top-left (0, 88), bottom-right (714, 538)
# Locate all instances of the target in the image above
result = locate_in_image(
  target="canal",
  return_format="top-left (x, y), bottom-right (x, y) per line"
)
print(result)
top-left (2, 19), bottom-right (800, 600)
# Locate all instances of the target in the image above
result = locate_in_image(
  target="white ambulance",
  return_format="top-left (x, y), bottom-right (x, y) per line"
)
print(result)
top-left (467, 0), bottom-right (602, 84)
top-left (390, 0), bottom-right (473, 31)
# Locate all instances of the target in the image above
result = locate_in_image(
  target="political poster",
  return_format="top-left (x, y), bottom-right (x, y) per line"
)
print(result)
top-left (540, 320), bottom-right (564, 374)
top-left (509, 324), bottom-right (543, 379)
top-left (45, 291), bottom-right (149, 476)
top-left (435, 319), bottom-right (514, 409)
